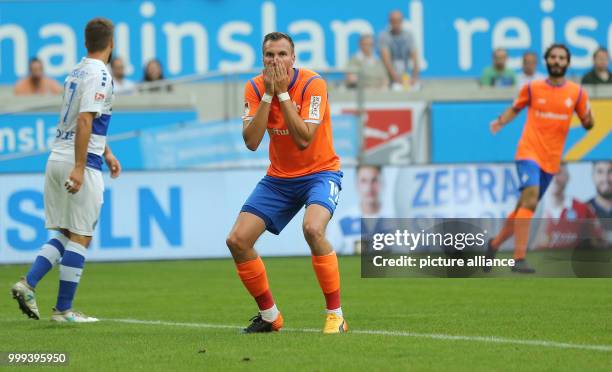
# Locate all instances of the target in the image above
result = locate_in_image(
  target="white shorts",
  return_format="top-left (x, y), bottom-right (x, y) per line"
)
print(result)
top-left (44, 160), bottom-right (104, 236)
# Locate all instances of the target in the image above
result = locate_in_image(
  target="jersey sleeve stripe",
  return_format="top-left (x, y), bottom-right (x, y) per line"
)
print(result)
top-left (301, 75), bottom-right (322, 101)
top-left (249, 79), bottom-right (261, 100)
top-left (576, 87), bottom-right (583, 107)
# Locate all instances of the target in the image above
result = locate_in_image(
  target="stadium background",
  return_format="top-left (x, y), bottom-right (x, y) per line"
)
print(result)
top-left (0, 2), bottom-right (611, 370)
top-left (0, 0), bottom-right (611, 263)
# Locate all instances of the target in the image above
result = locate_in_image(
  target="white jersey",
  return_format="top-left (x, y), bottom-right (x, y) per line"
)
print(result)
top-left (49, 57), bottom-right (114, 171)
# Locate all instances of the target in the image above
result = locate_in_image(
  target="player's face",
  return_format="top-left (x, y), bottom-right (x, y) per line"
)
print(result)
top-left (593, 162), bottom-right (612, 200)
top-left (546, 48), bottom-right (569, 77)
top-left (357, 167), bottom-right (381, 204)
top-left (263, 39), bottom-right (295, 73)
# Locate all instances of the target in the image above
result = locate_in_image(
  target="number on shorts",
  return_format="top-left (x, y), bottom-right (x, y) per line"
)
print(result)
top-left (328, 180), bottom-right (340, 204)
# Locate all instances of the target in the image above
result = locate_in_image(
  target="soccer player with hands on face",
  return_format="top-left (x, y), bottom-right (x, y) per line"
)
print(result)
top-left (227, 32), bottom-right (347, 334)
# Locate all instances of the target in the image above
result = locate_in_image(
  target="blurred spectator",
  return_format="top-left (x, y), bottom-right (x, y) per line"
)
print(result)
top-left (345, 34), bottom-right (388, 90)
top-left (14, 57), bottom-right (62, 96)
top-left (110, 57), bottom-right (136, 95)
top-left (378, 10), bottom-right (419, 90)
top-left (140, 59), bottom-right (172, 93)
top-left (480, 48), bottom-right (516, 87)
top-left (516, 51), bottom-right (545, 87)
top-left (581, 47), bottom-right (612, 85)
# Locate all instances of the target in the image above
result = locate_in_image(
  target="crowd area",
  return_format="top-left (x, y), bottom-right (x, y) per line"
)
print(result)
top-left (11, 10), bottom-right (612, 98)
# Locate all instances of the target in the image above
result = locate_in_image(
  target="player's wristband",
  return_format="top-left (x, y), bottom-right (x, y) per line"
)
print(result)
top-left (277, 92), bottom-right (290, 102)
top-left (261, 93), bottom-right (273, 104)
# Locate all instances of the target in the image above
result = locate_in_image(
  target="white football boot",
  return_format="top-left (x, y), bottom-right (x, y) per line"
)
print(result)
top-left (51, 308), bottom-right (99, 323)
top-left (11, 278), bottom-right (40, 320)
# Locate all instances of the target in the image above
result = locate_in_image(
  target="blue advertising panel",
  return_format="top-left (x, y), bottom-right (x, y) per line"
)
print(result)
top-left (0, 168), bottom-right (359, 263)
top-left (0, 110), bottom-right (197, 172)
top-left (0, 114), bottom-right (358, 172)
top-left (1, 0), bottom-right (610, 83)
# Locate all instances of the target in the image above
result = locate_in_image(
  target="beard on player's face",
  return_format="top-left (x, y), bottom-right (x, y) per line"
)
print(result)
top-left (546, 61), bottom-right (567, 77)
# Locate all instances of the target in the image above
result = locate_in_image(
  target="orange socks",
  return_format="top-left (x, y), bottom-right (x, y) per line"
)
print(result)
top-left (312, 252), bottom-right (341, 311)
top-left (513, 207), bottom-right (534, 260)
top-left (236, 257), bottom-right (275, 311)
top-left (237, 253), bottom-right (342, 319)
top-left (491, 210), bottom-right (517, 250)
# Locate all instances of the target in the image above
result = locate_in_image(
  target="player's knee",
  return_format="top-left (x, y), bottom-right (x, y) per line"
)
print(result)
top-left (226, 232), bottom-right (247, 252)
top-left (303, 222), bottom-right (325, 243)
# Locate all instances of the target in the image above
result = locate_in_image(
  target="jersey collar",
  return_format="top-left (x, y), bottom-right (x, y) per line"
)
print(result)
top-left (288, 68), bottom-right (299, 91)
top-left (82, 57), bottom-right (107, 68)
top-left (545, 78), bottom-right (567, 88)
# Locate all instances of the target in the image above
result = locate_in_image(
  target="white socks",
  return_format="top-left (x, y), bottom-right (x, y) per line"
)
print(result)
top-left (260, 304), bottom-right (280, 322)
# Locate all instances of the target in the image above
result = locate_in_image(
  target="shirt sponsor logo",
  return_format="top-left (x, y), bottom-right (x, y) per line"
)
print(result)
top-left (94, 92), bottom-right (105, 102)
top-left (309, 96), bottom-right (321, 120)
top-left (534, 110), bottom-right (569, 121)
top-left (268, 128), bottom-right (289, 136)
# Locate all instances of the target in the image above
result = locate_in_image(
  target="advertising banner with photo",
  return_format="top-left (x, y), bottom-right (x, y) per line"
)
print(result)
top-left (2, 161), bottom-right (608, 264)
top-left (327, 162), bottom-right (611, 255)
top-left (333, 101), bottom-right (428, 165)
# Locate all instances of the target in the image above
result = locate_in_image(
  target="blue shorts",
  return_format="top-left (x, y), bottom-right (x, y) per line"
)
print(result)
top-left (516, 160), bottom-right (554, 200)
top-left (241, 171), bottom-right (343, 235)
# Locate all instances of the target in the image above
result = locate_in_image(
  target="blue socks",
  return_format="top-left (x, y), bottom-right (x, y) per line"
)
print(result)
top-left (25, 235), bottom-right (68, 288)
top-left (56, 241), bottom-right (87, 312)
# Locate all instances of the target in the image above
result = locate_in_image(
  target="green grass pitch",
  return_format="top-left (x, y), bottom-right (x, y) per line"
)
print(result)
top-left (1, 256), bottom-right (611, 371)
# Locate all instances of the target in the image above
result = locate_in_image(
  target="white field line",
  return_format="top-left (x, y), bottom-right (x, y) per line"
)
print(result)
top-left (105, 318), bottom-right (612, 352)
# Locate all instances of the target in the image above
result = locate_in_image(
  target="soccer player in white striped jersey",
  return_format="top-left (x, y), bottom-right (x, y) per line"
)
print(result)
top-left (11, 18), bottom-right (121, 323)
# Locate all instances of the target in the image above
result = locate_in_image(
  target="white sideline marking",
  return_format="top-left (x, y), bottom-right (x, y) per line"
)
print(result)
top-left (105, 318), bottom-right (612, 352)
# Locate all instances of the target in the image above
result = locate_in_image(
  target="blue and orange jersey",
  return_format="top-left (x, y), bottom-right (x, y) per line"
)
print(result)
top-left (242, 68), bottom-right (340, 178)
top-left (512, 79), bottom-right (591, 174)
